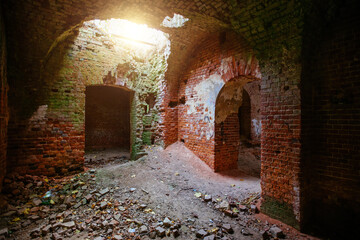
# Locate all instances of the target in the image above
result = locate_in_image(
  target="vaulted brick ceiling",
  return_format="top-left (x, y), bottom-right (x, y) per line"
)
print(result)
top-left (5, 0), bottom-right (235, 89)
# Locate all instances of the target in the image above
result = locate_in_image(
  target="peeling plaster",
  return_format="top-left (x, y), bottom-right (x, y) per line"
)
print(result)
top-left (215, 78), bottom-right (253, 124)
top-left (220, 57), bottom-right (232, 75)
top-left (252, 119), bottom-right (261, 137)
top-left (186, 73), bottom-right (224, 117)
top-left (185, 73), bottom-right (224, 140)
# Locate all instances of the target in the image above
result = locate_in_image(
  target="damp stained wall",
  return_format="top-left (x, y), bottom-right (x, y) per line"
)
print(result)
top-left (6, 20), bottom-right (169, 176)
top-left (178, 32), bottom-right (261, 171)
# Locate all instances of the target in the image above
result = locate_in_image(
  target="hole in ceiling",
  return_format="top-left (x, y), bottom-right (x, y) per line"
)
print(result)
top-left (91, 19), bottom-right (170, 57)
top-left (161, 13), bottom-right (189, 28)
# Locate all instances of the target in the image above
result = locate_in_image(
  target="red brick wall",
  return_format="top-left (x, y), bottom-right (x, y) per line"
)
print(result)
top-left (7, 117), bottom-right (84, 176)
top-left (214, 113), bottom-right (239, 171)
top-left (178, 32), bottom-right (260, 171)
top-left (302, 3), bottom-right (360, 236)
top-left (6, 20), bottom-right (168, 175)
top-left (161, 81), bottom-right (179, 147)
top-left (0, 7), bottom-right (8, 192)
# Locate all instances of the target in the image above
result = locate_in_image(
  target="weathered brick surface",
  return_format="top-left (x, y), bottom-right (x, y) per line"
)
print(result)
top-left (6, 20), bottom-right (168, 175)
top-left (214, 112), bottom-right (239, 171)
top-left (178, 32), bottom-right (260, 171)
top-left (230, 0), bottom-right (305, 228)
top-left (0, 6), bottom-right (8, 193)
top-left (7, 117), bottom-right (84, 176)
top-left (1, 0), bottom-right (359, 236)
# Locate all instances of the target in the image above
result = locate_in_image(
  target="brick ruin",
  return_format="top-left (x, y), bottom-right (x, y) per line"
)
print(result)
top-left (0, 0), bottom-right (359, 238)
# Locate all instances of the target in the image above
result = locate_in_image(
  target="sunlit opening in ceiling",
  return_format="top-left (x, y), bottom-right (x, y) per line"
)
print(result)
top-left (91, 19), bottom-right (170, 57)
top-left (161, 13), bottom-right (189, 28)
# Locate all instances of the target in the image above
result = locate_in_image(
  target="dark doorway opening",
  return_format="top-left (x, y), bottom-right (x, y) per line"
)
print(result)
top-left (85, 85), bottom-right (132, 152)
top-left (237, 83), bottom-right (261, 177)
top-left (238, 89), bottom-right (251, 141)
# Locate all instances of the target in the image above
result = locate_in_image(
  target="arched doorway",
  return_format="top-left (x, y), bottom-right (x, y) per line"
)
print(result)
top-left (85, 85), bottom-right (134, 152)
top-left (214, 77), bottom-right (260, 174)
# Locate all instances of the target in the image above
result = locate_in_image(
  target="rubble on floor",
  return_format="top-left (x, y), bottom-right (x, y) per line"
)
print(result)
top-left (0, 170), bottom-right (267, 240)
top-left (0, 145), bottom-right (298, 239)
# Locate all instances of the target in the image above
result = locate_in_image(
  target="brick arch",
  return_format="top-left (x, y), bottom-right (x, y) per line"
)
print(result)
top-left (219, 55), bottom-right (262, 83)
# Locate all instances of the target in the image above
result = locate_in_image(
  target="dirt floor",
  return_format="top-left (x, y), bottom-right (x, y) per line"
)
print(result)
top-left (0, 142), bottom-right (319, 240)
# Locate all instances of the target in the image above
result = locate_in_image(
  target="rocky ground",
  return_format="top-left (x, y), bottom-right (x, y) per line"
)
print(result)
top-left (0, 142), bottom-right (318, 240)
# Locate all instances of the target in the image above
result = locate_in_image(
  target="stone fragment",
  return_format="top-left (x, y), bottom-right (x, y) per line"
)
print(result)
top-left (219, 201), bottom-right (230, 210)
top-left (102, 220), bottom-right (109, 228)
top-left (33, 198), bottom-right (42, 206)
top-left (204, 195), bottom-right (212, 202)
top-left (30, 228), bottom-right (40, 238)
top-left (73, 202), bottom-right (82, 208)
top-left (196, 229), bottom-right (207, 238)
top-left (269, 226), bottom-right (284, 238)
top-left (78, 223), bottom-right (86, 231)
top-left (28, 215), bottom-right (40, 220)
top-left (241, 228), bottom-right (252, 236)
top-left (139, 204), bottom-right (147, 209)
top-left (110, 220), bottom-right (119, 227)
top-left (172, 229), bottom-right (180, 238)
top-left (51, 233), bottom-right (63, 240)
top-left (0, 228), bottom-right (8, 236)
top-left (94, 237), bottom-right (104, 240)
top-left (113, 235), bottom-right (123, 240)
top-left (222, 224), bottom-right (233, 234)
top-left (224, 209), bottom-right (236, 218)
top-left (85, 194), bottom-right (93, 201)
top-left (139, 225), bottom-right (148, 234)
top-left (149, 231), bottom-right (157, 239)
top-left (156, 226), bottom-right (166, 237)
top-left (61, 221), bottom-right (75, 228)
top-left (239, 205), bottom-right (247, 212)
top-left (204, 235), bottom-right (215, 240)
top-left (22, 220), bottom-right (32, 227)
top-left (41, 225), bottom-right (51, 235)
top-left (99, 188), bottom-right (109, 196)
top-left (163, 217), bottom-right (172, 228)
top-left (250, 204), bottom-right (259, 213)
top-left (114, 214), bottom-right (121, 221)
top-left (100, 201), bottom-right (107, 209)
top-left (1, 211), bottom-right (16, 217)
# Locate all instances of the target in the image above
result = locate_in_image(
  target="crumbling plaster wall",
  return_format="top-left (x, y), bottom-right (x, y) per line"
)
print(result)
top-left (6, 21), bottom-right (168, 176)
top-left (178, 31), bottom-right (261, 171)
top-left (229, 0), bottom-right (307, 228)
